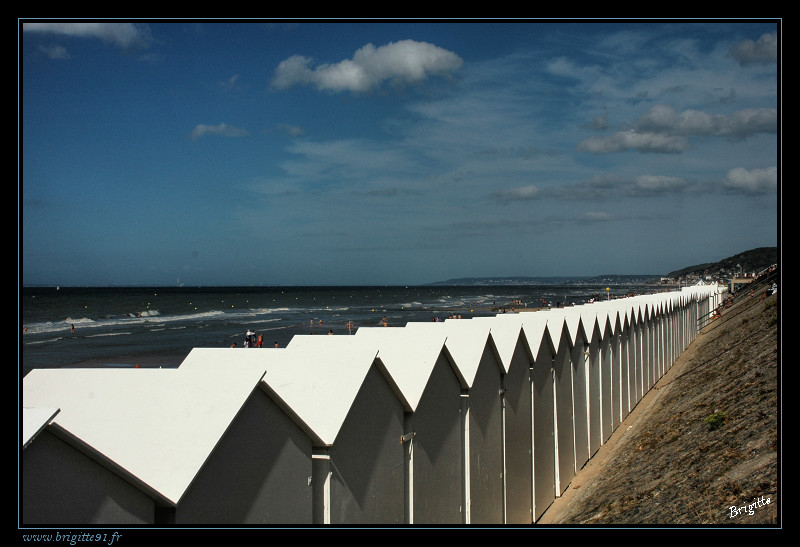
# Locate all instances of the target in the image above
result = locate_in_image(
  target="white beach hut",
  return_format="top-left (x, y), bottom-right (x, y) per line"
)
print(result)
top-left (22, 401), bottom-right (159, 525)
top-left (470, 314), bottom-right (535, 524)
top-left (598, 302), bottom-right (625, 433)
top-left (562, 307), bottom-right (592, 472)
top-left (677, 294), bottom-right (690, 354)
top-left (182, 338), bottom-right (407, 525)
top-left (22, 406), bottom-right (59, 450)
top-left (686, 291), bottom-right (701, 346)
top-left (614, 301), bottom-right (634, 419)
top-left (355, 325), bottom-right (464, 524)
top-left (526, 314), bottom-right (561, 521)
top-left (22, 366), bottom-right (287, 525)
top-left (633, 298), bottom-right (650, 395)
top-left (665, 293), bottom-right (680, 369)
top-left (684, 282), bottom-right (719, 332)
top-left (660, 295), bottom-right (674, 375)
top-left (660, 296), bottom-right (673, 371)
top-left (650, 297), bottom-right (666, 383)
top-left (494, 312), bottom-right (560, 522)
top-left (596, 303), bottom-right (620, 441)
top-left (539, 311), bottom-right (575, 496)
top-left (436, 318), bottom-right (506, 524)
top-left (656, 294), bottom-right (670, 378)
top-left (575, 306), bottom-right (603, 458)
top-left (649, 297), bottom-right (662, 388)
top-left (628, 300), bottom-right (645, 406)
top-left (640, 298), bottom-right (658, 392)
top-left (637, 298), bottom-right (653, 399)
top-left (397, 320), bottom-right (503, 523)
top-left (628, 300), bottom-right (644, 409)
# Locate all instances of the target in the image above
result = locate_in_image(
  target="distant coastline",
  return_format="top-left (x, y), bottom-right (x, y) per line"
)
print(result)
top-left (426, 274), bottom-right (663, 287)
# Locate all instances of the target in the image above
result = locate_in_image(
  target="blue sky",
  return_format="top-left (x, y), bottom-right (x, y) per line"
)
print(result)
top-left (20, 20), bottom-right (780, 286)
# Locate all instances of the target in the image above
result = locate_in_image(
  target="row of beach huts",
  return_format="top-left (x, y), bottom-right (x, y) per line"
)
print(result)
top-left (21, 284), bottom-right (724, 526)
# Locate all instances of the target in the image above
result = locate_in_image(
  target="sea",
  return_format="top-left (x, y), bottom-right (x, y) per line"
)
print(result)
top-left (20, 284), bottom-right (655, 375)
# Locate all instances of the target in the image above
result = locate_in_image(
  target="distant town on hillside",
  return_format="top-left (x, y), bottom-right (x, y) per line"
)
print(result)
top-left (662, 246), bottom-right (777, 281)
top-left (428, 247), bottom-right (778, 287)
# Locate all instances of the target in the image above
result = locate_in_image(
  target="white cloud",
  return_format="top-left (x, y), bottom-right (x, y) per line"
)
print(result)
top-left (564, 174), bottom-right (696, 199)
top-left (38, 44), bottom-right (70, 60)
top-left (219, 74), bottom-right (241, 92)
top-left (491, 185), bottom-right (540, 201)
top-left (545, 56), bottom-right (602, 82)
top-left (191, 123), bottom-right (250, 140)
top-left (276, 123), bottom-right (305, 137)
top-left (578, 130), bottom-right (689, 154)
top-left (279, 138), bottom-right (410, 184)
top-left (722, 166), bottom-right (778, 194)
top-left (730, 31), bottom-right (778, 67)
top-left (493, 174), bottom-right (697, 203)
top-left (271, 39), bottom-right (463, 93)
top-left (22, 22), bottom-right (152, 49)
top-left (578, 104), bottom-right (777, 154)
top-left (724, 108), bottom-right (779, 138)
top-left (634, 104), bottom-right (777, 139)
top-left (493, 169), bottom-right (778, 202)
